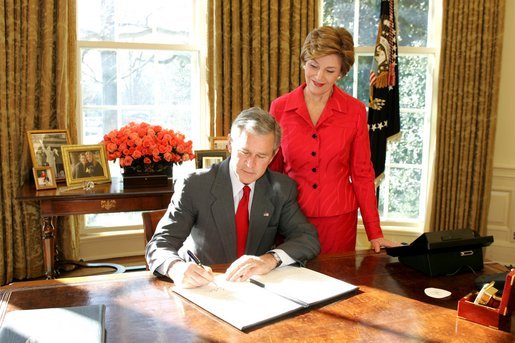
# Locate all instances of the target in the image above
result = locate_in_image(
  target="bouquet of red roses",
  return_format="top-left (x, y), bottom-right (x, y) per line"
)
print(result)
top-left (102, 122), bottom-right (194, 173)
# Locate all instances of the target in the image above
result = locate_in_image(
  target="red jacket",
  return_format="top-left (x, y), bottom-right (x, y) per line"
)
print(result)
top-left (269, 84), bottom-right (383, 240)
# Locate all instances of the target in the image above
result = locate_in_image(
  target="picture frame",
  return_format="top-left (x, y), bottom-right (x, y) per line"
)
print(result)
top-left (26, 129), bottom-right (71, 183)
top-left (61, 144), bottom-right (111, 186)
top-left (195, 150), bottom-right (229, 169)
top-left (32, 166), bottom-right (57, 190)
top-left (209, 136), bottom-right (229, 150)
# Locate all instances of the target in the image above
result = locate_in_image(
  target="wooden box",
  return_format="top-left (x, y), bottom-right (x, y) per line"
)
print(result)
top-left (122, 174), bottom-right (171, 188)
top-left (457, 269), bottom-right (515, 331)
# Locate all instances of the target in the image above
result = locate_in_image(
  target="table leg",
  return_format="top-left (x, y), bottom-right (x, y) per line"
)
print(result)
top-left (42, 216), bottom-right (56, 279)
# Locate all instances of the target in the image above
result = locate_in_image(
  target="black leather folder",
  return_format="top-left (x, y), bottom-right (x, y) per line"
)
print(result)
top-left (386, 229), bottom-right (494, 277)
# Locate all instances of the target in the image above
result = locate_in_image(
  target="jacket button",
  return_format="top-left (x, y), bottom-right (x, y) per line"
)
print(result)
top-left (312, 133), bottom-right (317, 139)
top-left (313, 184), bottom-right (318, 189)
top-left (312, 168), bottom-right (316, 173)
top-left (311, 151), bottom-right (316, 156)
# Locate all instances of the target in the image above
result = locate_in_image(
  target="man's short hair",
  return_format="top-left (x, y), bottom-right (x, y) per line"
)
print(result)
top-left (230, 107), bottom-right (282, 151)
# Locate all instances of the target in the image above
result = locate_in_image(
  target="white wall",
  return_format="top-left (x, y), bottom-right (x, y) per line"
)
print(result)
top-left (485, 1), bottom-right (515, 265)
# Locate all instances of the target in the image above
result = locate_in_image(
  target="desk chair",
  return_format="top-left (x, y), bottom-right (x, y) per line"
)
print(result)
top-left (142, 209), bottom-right (167, 244)
top-left (123, 209), bottom-right (167, 272)
top-left (134, 209), bottom-right (167, 271)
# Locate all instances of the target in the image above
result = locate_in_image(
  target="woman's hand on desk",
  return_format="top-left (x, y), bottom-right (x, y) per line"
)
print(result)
top-left (224, 255), bottom-right (276, 282)
top-left (168, 261), bottom-right (215, 288)
top-left (370, 238), bottom-right (402, 253)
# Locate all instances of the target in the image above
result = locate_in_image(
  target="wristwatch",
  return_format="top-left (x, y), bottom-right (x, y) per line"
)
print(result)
top-left (268, 251), bottom-right (282, 268)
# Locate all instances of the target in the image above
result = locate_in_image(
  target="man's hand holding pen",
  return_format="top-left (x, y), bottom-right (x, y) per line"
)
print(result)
top-left (169, 250), bottom-right (280, 288)
top-left (168, 251), bottom-right (216, 289)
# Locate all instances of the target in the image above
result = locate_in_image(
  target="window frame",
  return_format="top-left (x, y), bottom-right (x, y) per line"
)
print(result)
top-left (76, 0), bottom-right (208, 238)
top-left (321, 1), bottom-right (442, 235)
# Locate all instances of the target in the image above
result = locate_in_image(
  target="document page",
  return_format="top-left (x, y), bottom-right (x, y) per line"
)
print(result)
top-left (173, 274), bottom-right (301, 330)
top-left (173, 266), bottom-right (358, 330)
top-left (251, 266), bottom-right (358, 305)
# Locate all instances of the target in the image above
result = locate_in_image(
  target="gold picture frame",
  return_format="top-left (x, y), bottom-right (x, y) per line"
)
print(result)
top-left (32, 166), bottom-right (57, 190)
top-left (61, 144), bottom-right (111, 186)
top-left (195, 150), bottom-right (229, 169)
top-left (209, 136), bottom-right (229, 150)
top-left (26, 129), bottom-right (71, 183)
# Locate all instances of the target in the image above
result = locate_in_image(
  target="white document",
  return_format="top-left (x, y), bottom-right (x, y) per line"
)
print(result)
top-left (173, 266), bottom-right (358, 330)
top-left (0, 304), bottom-right (106, 343)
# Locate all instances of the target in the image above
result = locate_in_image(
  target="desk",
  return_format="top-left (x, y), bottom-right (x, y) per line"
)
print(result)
top-left (1, 251), bottom-right (513, 342)
top-left (17, 178), bottom-right (173, 279)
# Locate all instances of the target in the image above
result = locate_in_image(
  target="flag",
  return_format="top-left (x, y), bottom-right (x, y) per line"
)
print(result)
top-left (368, 0), bottom-right (400, 185)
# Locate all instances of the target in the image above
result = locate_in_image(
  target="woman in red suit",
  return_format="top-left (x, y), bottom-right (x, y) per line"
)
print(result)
top-left (269, 26), bottom-right (398, 254)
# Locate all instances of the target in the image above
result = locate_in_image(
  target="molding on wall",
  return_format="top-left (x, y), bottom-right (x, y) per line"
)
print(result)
top-left (492, 164), bottom-right (515, 178)
top-left (486, 165), bottom-right (515, 264)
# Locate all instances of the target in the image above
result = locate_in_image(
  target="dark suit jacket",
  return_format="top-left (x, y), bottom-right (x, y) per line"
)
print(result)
top-left (145, 158), bottom-right (320, 274)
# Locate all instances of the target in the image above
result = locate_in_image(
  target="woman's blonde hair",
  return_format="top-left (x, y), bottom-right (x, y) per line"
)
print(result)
top-left (300, 26), bottom-right (355, 77)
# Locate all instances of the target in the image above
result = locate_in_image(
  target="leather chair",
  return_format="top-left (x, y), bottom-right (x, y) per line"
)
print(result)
top-left (138, 209), bottom-right (167, 271)
top-left (141, 209), bottom-right (167, 244)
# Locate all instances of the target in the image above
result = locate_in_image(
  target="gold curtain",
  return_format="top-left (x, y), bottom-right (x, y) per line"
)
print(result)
top-left (430, 0), bottom-right (505, 235)
top-left (0, 0), bottom-right (79, 285)
top-left (207, 0), bottom-right (319, 136)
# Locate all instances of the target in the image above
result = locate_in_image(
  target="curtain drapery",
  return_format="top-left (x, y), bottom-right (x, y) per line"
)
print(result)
top-left (430, 0), bottom-right (505, 235)
top-left (207, 0), bottom-right (319, 136)
top-left (0, 0), bottom-right (79, 285)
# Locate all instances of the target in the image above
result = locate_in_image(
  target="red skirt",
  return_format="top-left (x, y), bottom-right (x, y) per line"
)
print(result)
top-left (308, 210), bottom-right (358, 254)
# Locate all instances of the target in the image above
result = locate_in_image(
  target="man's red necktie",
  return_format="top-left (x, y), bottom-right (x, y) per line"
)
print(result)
top-left (235, 185), bottom-right (250, 257)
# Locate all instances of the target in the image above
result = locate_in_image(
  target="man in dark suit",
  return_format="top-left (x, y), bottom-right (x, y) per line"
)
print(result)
top-left (146, 107), bottom-right (320, 288)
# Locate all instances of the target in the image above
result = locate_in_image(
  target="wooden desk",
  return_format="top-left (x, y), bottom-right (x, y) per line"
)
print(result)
top-left (16, 178), bottom-right (173, 279)
top-left (1, 251), bottom-right (513, 342)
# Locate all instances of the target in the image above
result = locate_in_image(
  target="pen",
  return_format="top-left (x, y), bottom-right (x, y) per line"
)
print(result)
top-left (187, 250), bottom-right (218, 287)
top-left (187, 249), bottom-right (203, 266)
top-left (249, 278), bottom-right (309, 308)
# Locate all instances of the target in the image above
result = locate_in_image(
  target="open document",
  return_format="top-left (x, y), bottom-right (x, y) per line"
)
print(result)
top-left (173, 266), bottom-right (358, 330)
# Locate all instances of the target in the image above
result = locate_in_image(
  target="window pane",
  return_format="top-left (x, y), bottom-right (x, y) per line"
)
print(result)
top-left (86, 212), bottom-right (142, 227)
top-left (323, 0), bottom-right (355, 33)
top-left (78, 0), bottom-right (193, 44)
top-left (399, 55), bottom-right (428, 109)
top-left (356, 55), bottom-right (373, 104)
top-left (379, 166), bottom-right (421, 219)
top-left (337, 66), bottom-right (354, 94)
top-left (80, 48), bottom-right (197, 145)
top-left (388, 110), bottom-right (424, 165)
top-left (358, 0), bottom-right (380, 46)
top-left (397, 0), bottom-right (429, 47)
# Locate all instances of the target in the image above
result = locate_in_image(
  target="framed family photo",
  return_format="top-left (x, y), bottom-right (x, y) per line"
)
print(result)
top-left (32, 166), bottom-right (57, 190)
top-left (61, 144), bottom-right (111, 186)
top-left (195, 150), bottom-right (229, 169)
top-left (26, 129), bottom-right (71, 183)
top-left (209, 136), bottom-right (229, 150)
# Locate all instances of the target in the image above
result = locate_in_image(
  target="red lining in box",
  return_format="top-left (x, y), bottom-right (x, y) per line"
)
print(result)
top-left (457, 269), bottom-right (515, 331)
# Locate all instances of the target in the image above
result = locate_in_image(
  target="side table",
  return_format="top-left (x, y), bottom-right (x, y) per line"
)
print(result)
top-left (17, 177), bottom-right (173, 278)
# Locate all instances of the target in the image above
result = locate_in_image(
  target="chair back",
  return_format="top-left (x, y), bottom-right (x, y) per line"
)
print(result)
top-left (142, 209), bottom-right (167, 244)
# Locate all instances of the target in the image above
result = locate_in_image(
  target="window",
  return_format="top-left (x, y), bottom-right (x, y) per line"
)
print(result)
top-left (77, 0), bottom-right (206, 230)
top-left (323, 0), bottom-right (440, 230)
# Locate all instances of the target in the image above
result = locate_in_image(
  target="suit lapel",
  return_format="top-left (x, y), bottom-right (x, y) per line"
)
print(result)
top-left (246, 173), bottom-right (274, 253)
top-left (210, 159), bottom-right (238, 259)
